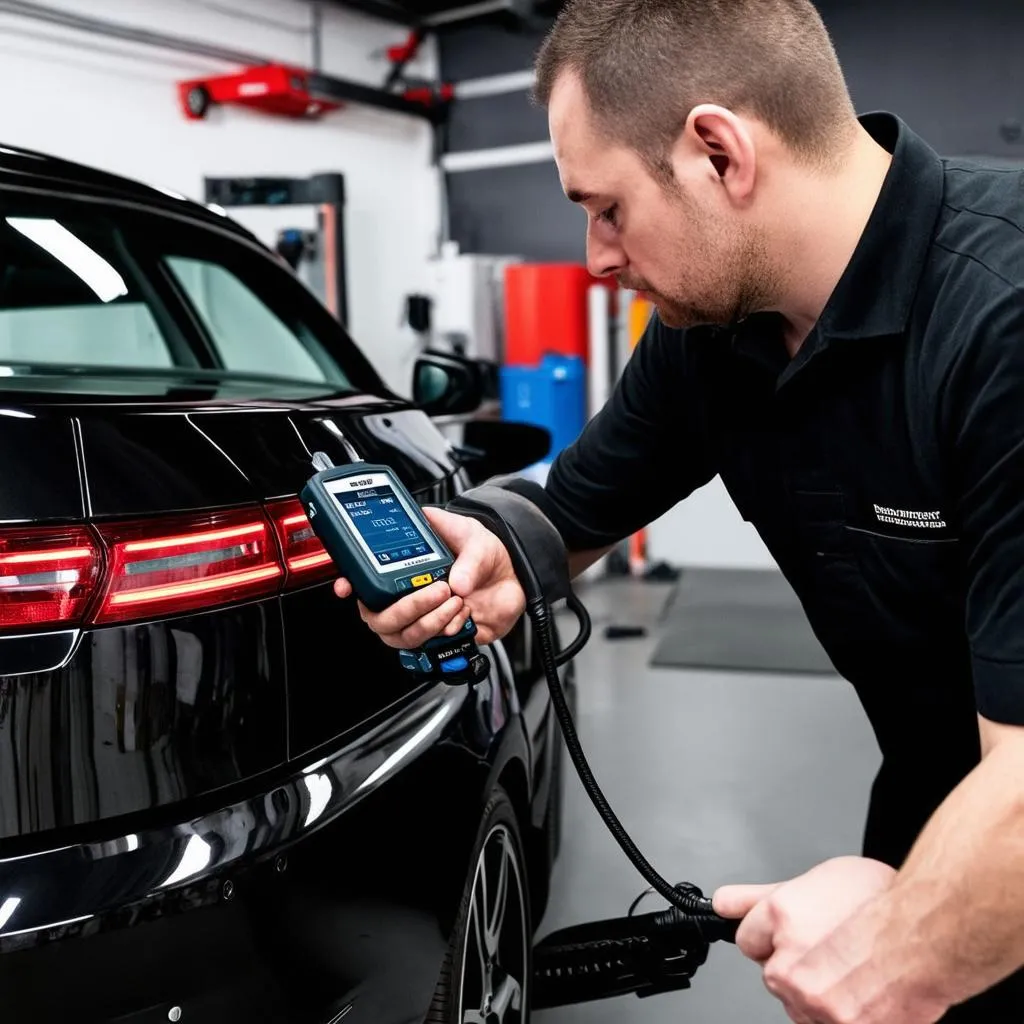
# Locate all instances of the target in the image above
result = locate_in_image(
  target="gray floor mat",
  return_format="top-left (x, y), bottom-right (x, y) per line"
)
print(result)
top-left (650, 568), bottom-right (838, 675)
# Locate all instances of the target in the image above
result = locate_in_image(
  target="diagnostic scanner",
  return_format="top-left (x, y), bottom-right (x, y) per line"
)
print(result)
top-left (300, 459), bottom-right (489, 686)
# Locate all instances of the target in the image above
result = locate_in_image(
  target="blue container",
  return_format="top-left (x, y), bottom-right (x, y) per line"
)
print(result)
top-left (500, 355), bottom-right (587, 464)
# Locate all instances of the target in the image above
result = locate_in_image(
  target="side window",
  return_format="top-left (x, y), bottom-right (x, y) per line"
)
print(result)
top-left (0, 216), bottom-right (172, 369)
top-left (166, 257), bottom-right (329, 382)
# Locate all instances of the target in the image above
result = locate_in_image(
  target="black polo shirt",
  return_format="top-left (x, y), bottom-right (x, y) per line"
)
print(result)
top-left (537, 111), bottom-right (1024, 870)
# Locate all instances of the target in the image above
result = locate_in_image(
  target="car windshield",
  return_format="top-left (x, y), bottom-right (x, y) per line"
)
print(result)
top-left (0, 193), bottom-right (382, 397)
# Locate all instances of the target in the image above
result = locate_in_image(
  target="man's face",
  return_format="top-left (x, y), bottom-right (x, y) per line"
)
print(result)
top-left (548, 73), bottom-right (769, 329)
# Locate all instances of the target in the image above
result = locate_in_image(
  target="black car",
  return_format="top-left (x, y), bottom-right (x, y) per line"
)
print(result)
top-left (0, 144), bottom-right (570, 1024)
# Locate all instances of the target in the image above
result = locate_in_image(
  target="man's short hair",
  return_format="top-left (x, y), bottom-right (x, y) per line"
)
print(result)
top-left (534, 0), bottom-right (857, 178)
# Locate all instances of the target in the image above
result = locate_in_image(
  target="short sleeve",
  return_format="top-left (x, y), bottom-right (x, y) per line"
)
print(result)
top-left (539, 315), bottom-right (717, 552)
top-left (945, 294), bottom-right (1024, 723)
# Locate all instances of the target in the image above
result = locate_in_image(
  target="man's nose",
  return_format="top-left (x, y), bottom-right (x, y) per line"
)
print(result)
top-left (586, 223), bottom-right (625, 279)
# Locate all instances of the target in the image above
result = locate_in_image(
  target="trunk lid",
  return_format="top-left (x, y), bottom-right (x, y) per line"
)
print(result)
top-left (0, 379), bottom-right (461, 838)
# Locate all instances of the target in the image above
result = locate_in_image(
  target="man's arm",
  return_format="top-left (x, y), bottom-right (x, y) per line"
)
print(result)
top-left (569, 545), bottom-right (615, 579)
top-left (525, 316), bottom-right (717, 559)
top-left (716, 296), bottom-right (1024, 1023)
top-left (852, 716), bottom-right (1024, 1009)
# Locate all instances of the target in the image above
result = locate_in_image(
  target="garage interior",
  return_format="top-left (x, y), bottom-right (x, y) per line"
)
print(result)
top-left (0, 1), bottom-right (1022, 1022)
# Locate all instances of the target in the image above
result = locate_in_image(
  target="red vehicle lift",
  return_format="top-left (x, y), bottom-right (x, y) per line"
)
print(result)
top-left (178, 30), bottom-right (452, 125)
top-left (179, 65), bottom-right (342, 121)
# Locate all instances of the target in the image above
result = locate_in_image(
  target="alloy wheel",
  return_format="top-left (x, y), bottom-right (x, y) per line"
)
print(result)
top-left (458, 823), bottom-right (529, 1024)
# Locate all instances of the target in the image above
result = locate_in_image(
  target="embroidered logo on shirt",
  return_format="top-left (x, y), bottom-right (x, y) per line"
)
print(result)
top-left (873, 504), bottom-right (947, 529)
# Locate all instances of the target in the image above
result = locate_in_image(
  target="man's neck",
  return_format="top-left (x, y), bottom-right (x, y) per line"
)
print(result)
top-left (776, 126), bottom-right (894, 358)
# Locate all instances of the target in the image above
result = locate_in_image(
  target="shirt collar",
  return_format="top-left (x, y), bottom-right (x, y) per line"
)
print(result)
top-left (728, 112), bottom-right (946, 371)
top-left (816, 111), bottom-right (945, 341)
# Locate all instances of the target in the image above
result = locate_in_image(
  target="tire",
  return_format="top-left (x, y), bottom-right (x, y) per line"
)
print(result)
top-left (428, 787), bottom-right (532, 1024)
top-left (186, 84), bottom-right (211, 118)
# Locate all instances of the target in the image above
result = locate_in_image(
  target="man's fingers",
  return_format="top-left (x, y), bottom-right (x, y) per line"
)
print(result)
top-left (422, 506), bottom-right (479, 551)
top-left (333, 577), bottom-right (352, 599)
top-left (393, 595), bottom-right (464, 649)
top-left (365, 581), bottom-right (452, 634)
top-left (734, 896), bottom-right (780, 964)
top-left (713, 882), bottom-right (780, 919)
top-left (443, 604), bottom-right (472, 637)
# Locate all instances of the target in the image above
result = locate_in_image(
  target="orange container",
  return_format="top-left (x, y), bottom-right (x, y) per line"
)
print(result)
top-left (504, 263), bottom-right (598, 366)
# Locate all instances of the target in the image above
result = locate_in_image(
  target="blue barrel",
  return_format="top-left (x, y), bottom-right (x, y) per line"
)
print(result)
top-left (500, 354), bottom-right (587, 462)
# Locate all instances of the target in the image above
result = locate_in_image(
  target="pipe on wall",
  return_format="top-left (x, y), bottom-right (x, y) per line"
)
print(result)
top-left (324, 0), bottom-right (416, 26)
top-left (0, 0), bottom-right (273, 65)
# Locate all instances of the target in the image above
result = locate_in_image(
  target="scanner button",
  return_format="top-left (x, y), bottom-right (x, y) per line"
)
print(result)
top-left (432, 567), bottom-right (448, 580)
top-left (411, 574), bottom-right (433, 588)
top-left (396, 577), bottom-right (413, 593)
top-left (440, 656), bottom-right (469, 674)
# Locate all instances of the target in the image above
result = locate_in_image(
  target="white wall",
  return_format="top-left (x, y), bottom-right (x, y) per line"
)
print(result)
top-left (647, 478), bottom-right (778, 571)
top-left (0, 0), bottom-right (442, 395)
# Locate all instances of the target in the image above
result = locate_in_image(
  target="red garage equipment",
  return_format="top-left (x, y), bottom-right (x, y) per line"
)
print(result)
top-left (179, 65), bottom-right (343, 121)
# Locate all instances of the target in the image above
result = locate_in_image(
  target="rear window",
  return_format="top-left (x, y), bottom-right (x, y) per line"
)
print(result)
top-left (0, 195), bottom-right (380, 396)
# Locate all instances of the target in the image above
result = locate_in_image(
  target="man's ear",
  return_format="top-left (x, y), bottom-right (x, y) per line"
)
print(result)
top-left (673, 104), bottom-right (757, 204)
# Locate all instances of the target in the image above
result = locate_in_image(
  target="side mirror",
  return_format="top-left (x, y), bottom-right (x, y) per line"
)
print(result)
top-left (455, 419), bottom-right (553, 486)
top-left (412, 350), bottom-right (485, 417)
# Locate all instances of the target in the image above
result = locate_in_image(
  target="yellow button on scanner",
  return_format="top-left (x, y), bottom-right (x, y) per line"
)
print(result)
top-left (411, 574), bottom-right (434, 588)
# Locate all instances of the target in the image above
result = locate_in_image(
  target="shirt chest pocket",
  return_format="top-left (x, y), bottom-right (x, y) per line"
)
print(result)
top-left (842, 521), bottom-right (965, 635)
top-left (792, 489), bottom-right (965, 640)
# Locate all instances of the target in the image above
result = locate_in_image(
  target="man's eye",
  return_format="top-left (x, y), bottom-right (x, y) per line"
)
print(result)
top-left (599, 204), bottom-right (618, 226)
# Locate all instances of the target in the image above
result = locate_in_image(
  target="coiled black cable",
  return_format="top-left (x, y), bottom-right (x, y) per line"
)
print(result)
top-left (554, 592), bottom-right (591, 666)
top-left (443, 491), bottom-right (736, 941)
top-left (531, 593), bottom-right (736, 940)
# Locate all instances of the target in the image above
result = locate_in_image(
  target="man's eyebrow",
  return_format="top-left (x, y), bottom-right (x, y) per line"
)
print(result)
top-left (566, 188), bottom-right (595, 204)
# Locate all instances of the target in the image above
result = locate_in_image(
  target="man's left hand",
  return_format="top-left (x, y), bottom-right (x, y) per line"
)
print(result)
top-left (713, 856), bottom-right (949, 1023)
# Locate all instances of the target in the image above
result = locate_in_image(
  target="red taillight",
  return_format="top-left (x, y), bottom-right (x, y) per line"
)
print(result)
top-left (0, 527), bottom-right (102, 630)
top-left (268, 499), bottom-right (336, 585)
top-left (0, 498), bottom-right (342, 635)
top-left (93, 510), bottom-right (283, 624)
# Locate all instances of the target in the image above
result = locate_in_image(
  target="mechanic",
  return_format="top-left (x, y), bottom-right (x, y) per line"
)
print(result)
top-left (334, 1), bottom-right (1024, 1021)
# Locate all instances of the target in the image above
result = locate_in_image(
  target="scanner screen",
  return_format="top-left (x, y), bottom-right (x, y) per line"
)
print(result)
top-left (339, 484), bottom-right (431, 567)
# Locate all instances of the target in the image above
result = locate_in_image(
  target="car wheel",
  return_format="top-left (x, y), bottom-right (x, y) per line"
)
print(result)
top-left (428, 787), bottom-right (532, 1023)
top-left (186, 84), bottom-right (211, 118)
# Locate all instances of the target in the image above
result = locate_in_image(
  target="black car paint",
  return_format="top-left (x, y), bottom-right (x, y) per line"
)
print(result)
top-left (0, 145), bottom-right (560, 1021)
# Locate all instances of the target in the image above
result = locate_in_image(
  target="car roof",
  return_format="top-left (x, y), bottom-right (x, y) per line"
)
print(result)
top-left (0, 141), bottom-right (257, 242)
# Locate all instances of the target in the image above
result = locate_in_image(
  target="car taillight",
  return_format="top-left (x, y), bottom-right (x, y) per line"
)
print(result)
top-left (268, 498), bottom-right (336, 585)
top-left (93, 510), bottom-right (283, 624)
top-left (0, 527), bottom-right (102, 629)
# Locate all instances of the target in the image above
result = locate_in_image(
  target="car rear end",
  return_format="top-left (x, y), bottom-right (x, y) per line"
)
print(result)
top-left (0, 151), bottom-right (531, 1023)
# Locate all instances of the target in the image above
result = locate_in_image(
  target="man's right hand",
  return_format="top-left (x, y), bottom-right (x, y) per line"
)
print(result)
top-left (332, 506), bottom-right (527, 649)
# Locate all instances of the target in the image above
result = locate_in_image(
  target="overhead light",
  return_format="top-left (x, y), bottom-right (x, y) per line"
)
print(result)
top-left (6, 218), bottom-right (128, 303)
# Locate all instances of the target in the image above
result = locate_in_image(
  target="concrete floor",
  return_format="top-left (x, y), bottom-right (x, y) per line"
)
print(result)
top-left (535, 575), bottom-right (882, 1024)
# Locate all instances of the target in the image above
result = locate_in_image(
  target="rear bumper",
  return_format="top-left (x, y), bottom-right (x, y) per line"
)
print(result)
top-left (0, 681), bottom-right (480, 1023)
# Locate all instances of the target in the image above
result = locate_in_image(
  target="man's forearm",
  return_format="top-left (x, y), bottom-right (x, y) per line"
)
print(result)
top-left (568, 545), bottom-right (615, 579)
top-left (831, 724), bottom-right (1024, 1011)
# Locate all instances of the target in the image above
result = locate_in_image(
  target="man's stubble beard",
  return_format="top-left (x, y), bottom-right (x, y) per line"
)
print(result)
top-left (654, 192), bottom-right (779, 330)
